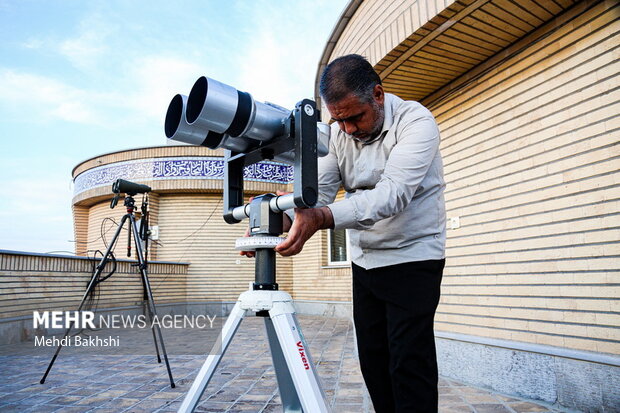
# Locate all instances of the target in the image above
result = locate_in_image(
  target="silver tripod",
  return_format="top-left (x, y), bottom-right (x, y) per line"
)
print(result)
top-left (179, 194), bottom-right (329, 412)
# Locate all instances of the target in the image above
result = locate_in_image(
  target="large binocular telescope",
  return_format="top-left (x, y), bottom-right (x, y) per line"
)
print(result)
top-left (165, 76), bottom-right (329, 161)
top-left (165, 76), bottom-right (329, 221)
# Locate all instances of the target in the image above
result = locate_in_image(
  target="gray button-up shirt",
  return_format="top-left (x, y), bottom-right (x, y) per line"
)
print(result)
top-left (319, 93), bottom-right (446, 269)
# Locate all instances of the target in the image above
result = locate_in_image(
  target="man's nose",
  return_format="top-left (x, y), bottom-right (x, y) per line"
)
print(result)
top-left (342, 121), bottom-right (357, 135)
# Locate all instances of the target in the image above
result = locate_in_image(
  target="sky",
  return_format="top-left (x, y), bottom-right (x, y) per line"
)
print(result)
top-left (0, 0), bottom-right (348, 254)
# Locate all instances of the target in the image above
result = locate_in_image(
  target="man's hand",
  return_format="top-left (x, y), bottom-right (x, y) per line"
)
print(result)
top-left (275, 206), bottom-right (334, 256)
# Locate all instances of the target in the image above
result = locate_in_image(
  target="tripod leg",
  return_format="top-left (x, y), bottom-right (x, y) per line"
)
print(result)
top-left (136, 222), bottom-right (161, 363)
top-left (130, 216), bottom-right (173, 387)
top-left (136, 256), bottom-right (162, 363)
top-left (269, 304), bottom-right (329, 413)
top-left (264, 317), bottom-right (303, 412)
top-left (41, 214), bottom-right (129, 384)
top-left (178, 301), bottom-right (246, 413)
top-left (145, 299), bottom-right (162, 363)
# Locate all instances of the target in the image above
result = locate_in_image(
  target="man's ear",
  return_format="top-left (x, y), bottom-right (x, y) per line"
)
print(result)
top-left (373, 84), bottom-right (385, 105)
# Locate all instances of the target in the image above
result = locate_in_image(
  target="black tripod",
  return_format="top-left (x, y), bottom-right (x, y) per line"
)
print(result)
top-left (40, 182), bottom-right (175, 388)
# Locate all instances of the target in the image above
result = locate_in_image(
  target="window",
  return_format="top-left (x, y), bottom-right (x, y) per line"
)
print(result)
top-left (327, 228), bottom-right (349, 265)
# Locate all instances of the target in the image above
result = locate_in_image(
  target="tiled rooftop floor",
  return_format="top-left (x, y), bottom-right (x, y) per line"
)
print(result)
top-left (0, 315), bottom-right (566, 412)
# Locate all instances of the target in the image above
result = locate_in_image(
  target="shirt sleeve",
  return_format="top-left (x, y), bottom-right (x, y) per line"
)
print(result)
top-left (327, 112), bottom-right (440, 230)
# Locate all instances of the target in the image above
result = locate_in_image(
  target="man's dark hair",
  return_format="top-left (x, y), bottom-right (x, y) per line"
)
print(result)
top-left (320, 54), bottom-right (382, 104)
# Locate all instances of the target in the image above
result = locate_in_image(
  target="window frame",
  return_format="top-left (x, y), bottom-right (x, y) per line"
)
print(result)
top-left (326, 228), bottom-right (350, 267)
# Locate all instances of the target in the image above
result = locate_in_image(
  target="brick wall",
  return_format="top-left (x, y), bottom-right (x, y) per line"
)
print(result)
top-left (427, 1), bottom-right (619, 355)
top-left (0, 250), bottom-right (188, 320)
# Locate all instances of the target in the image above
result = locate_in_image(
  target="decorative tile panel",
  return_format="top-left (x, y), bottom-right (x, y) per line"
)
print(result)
top-left (74, 157), bottom-right (293, 195)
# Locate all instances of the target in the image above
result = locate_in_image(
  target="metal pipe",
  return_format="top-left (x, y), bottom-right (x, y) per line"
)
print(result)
top-left (255, 248), bottom-right (276, 286)
top-left (231, 193), bottom-right (296, 221)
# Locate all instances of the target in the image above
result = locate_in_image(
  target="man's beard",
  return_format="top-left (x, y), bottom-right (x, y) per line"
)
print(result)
top-left (354, 100), bottom-right (384, 141)
top-left (368, 100), bottom-right (385, 139)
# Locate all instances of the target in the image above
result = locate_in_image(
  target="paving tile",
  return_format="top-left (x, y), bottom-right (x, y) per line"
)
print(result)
top-left (332, 403), bottom-right (366, 413)
top-left (207, 388), bottom-right (243, 403)
top-left (129, 398), bottom-right (173, 410)
top-left (0, 392), bottom-right (35, 403)
top-left (17, 394), bottom-right (60, 406)
top-left (227, 401), bottom-right (268, 412)
top-left (195, 400), bottom-right (232, 412)
top-left (50, 406), bottom-right (94, 413)
top-left (90, 389), bottom-right (127, 399)
top-left (149, 390), bottom-right (184, 400)
top-left (495, 394), bottom-right (523, 402)
top-left (473, 404), bottom-right (514, 413)
top-left (46, 395), bottom-right (86, 405)
top-left (67, 387), bottom-right (106, 397)
top-left (509, 401), bottom-right (555, 412)
top-left (121, 407), bottom-right (152, 413)
top-left (460, 386), bottom-right (494, 395)
top-left (335, 395), bottom-right (364, 404)
top-left (118, 390), bottom-right (153, 399)
top-left (439, 394), bottom-right (466, 405)
top-left (237, 393), bottom-right (272, 403)
top-left (96, 397), bottom-right (141, 409)
top-left (259, 404), bottom-right (282, 413)
top-left (74, 395), bottom-right (116, 406)
top-left (463, 394), bottom-right (503, 404)
top-left (25, 405), bottom-right (67, 413)
top-left (439, 404), bottom-right (476, 412)
top-left (40, 385), bottom-right (81, 396)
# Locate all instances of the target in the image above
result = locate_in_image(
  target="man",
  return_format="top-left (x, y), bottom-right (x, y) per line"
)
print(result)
top-left (275, 54), bottom-right (446, 412)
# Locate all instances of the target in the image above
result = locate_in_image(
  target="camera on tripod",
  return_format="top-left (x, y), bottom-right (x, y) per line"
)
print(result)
top-left (41, 177), bottom-right (175, 388)
top-left (112, 179), bottom-right (151, 196)
top-left (110, 179), bottom-right (151, 209)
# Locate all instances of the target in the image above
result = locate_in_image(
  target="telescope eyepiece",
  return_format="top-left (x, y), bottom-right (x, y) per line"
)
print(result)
top-left (186, 77), bottom-right (207, 125)
top-left (164, 94), bottom-right (185, 139)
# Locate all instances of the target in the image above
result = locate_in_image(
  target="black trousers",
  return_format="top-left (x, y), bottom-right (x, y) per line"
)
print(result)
top-left (352, 259), bottom-right (444, 413)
